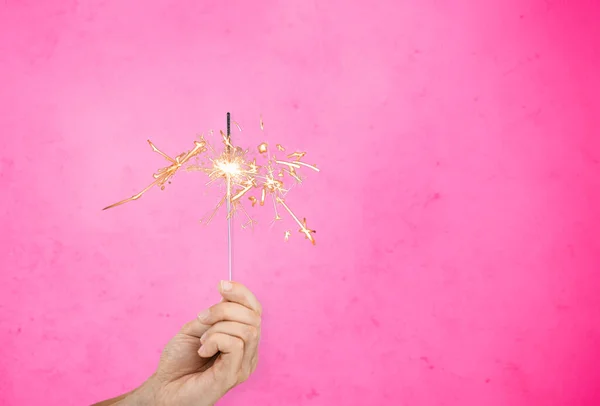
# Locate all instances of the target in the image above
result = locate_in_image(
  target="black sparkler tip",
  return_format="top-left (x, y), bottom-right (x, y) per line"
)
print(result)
top-left (226, 112), bottom-right (231, 137)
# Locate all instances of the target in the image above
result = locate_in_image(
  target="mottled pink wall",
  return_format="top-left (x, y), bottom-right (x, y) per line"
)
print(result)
top-left (1, 0), bottom-right (600, 405)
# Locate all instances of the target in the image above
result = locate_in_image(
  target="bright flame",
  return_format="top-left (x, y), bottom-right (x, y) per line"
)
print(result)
top-left (216, 160), bottom-right (241, 176)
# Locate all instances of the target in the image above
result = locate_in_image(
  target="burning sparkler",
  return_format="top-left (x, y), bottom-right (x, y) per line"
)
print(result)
top-left (103, 113), bottom-right (319, 279)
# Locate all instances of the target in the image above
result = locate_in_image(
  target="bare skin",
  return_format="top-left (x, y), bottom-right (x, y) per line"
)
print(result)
top-left (93, 281), bottom-right (262, 406)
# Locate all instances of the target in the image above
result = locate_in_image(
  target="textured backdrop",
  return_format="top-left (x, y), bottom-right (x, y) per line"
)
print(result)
top-left (1, 0), bottom-right (600, 405)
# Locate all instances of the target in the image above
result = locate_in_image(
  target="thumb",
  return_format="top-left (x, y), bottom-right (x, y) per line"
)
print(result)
top-left (179, 313), bottom-right (212, 338)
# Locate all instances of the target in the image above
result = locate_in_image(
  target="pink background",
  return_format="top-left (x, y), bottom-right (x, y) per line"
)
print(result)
top-left (1, 0), bottom-right (600, 405)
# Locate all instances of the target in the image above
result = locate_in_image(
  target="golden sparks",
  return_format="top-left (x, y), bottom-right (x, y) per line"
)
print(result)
top-left (103, 116), bottom-right (319, 245)
top-left (258, 143), bottom-right (268, 154)
top-left (102, 140), bottom-right (206, 210)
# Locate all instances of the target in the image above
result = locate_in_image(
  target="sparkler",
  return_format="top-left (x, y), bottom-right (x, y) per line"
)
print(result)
top-left (103, 113), bottom-right (319, 279)
top-left (226, 112), bottom-right (232, 281)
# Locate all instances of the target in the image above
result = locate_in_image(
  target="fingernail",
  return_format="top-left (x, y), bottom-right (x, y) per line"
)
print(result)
top-left (198, 309), bottom-right (210, 322)
top-left (221, 280), bottom-right (233, 292)
top-left (200, 332), bottom-right (207, 342)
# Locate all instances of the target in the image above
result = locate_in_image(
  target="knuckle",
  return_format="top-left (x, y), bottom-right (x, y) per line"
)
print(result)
top-left (180, 320), bottom-right (194, 333)
top-left (240, 370), bottom-right (251, 382)
top-left (233, 337), bottom-right (244, 351)
top-left (221, 303), bottom-right (236, 320)
top-left (245, 326), bottom-right (258, 341)
top-left (210, 304), bottom-right (223, 319)
top-left (227, 373), bottom-right (238, 389)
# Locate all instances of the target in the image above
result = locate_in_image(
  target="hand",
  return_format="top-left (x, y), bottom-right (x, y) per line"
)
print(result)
top-left (154, 280), bottom-right (262, 405)
top-left (102, 281), bottom-right (262, 406)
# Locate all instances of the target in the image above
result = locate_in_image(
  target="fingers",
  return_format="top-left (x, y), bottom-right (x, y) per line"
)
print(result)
top-left (198, 301), bottom-right (260, 327)
top-left (179, 317), bottom-right (211, 338)
top-left (200, 321), bottom-right (259, 344)
top-left (198, 332), bottom-right (243, 358)
top-left (219, 281), bottom-right (262, 315)
top-left (176, 282), bottom-right (261, 393)
top-left (217, 281), bottom-right (261, 377)
top-left (181, 282), bottom-right (261, 339)
top-left (199, 322), bottom-right (259, 383)
top-left (198, 332), bottom-right (244, 387)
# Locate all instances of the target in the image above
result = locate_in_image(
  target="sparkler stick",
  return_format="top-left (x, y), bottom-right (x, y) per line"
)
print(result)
top-left (226, 112), bottom-right (233, 281)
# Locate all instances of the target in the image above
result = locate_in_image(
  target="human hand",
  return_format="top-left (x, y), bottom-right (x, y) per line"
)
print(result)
top-left (106, 281), bottom-right (262, 406)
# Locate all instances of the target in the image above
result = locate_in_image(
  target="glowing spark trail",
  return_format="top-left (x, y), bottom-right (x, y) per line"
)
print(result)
top-left (102, 140), bottom-right (206, 210)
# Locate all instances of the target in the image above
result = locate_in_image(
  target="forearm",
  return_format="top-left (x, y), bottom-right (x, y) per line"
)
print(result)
top-left (91, 392), bottom-right (130, 406)
top-left (92, 375), bottom-right (159, 406)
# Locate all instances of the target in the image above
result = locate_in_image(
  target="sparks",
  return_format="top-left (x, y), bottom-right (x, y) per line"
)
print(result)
top-left (102, 140), bottom-right (206, 210)
top-left (103, 115), bottom-right (319, 245)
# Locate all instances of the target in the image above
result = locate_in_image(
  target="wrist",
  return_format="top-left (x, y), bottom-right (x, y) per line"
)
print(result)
top-left (114, 374), bottom-right (161, 406)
